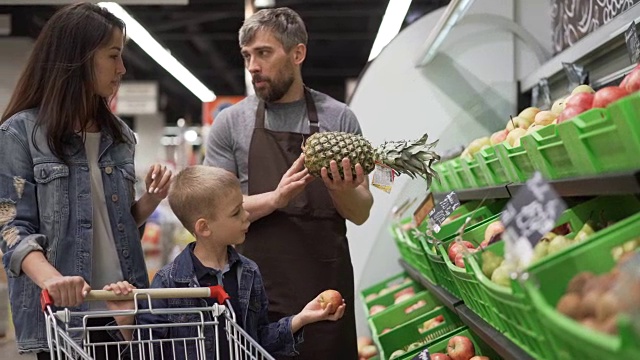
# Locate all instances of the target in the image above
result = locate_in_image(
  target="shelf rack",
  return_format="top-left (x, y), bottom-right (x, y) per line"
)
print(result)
top-left (399, 259), bottom-right (535, 360)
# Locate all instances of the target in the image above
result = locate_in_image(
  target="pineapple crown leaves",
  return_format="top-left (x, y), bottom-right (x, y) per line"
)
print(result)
top-left (375, 133), bottom-right (441, 185)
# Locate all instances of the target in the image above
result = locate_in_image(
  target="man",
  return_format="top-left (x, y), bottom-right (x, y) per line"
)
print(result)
top-left (204, 7), bottom-right (373, 359)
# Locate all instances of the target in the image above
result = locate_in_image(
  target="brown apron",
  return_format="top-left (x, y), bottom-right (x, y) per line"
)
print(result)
top-left (243, 87), bottom-right (358, 359)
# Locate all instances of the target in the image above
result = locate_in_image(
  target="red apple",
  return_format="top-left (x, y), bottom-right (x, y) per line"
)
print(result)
top-left (469, 357), bottom-right (490, 360)
top-left (455, 252), bottom-right (465, 268)
top-left (489, 129), bottom-right (509, 146)
top-left (565, 92), bottom-right (594, 110)
top-left (393, 287), bottom-right (415, 300)
top-left (557, 105), bottom-right (589, 123)
top-left (369, 305), bottom-right (386, 316)
top-left (360, 344), bottom-right (378, 358)
top-left (357, 336), bottom-right (373, 351)
top-left (432, 353), bottom-right (452, 360)
top-left (394, 293), bottom-right (414, 304)
top-left (448, 241), bottom-right (475, 262)
top-left (621, 65), bottom-right (640, 93)
top-left (318, 289), bottom-right (342, 314)
top-left (447, 335), bottom-right (476, 360)
top-left (435, 314), bottom-right (445, 322)
top-left (593, 86), bottom-right (629, 108)
top-left (483, 221), bottom-right (505, 244)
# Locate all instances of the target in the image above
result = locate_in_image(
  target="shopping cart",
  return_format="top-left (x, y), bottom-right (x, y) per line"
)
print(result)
top-left (40, 285), bottom-right (276, 360)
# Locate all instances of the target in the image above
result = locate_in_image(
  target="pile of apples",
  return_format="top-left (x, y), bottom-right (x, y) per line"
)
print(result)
top-left (364, 277), bottom-right (412, 303)
top-left (357, 337), bottom-right (378, 360)
top-left (447, 221), bottom-right (504, 268)
top-left (432, 334), bottom-right (490, 360)
top-left (480, 219), bottom-right (611, 287)
top-left (380, 309), bottom-right (445, 335)
top-left (555, 64), bottom-right (640, 123)
top-left (387, 332), bottom-right (490, 359)
top-left (418, 314), bottom-right (446, 334)
top-left (555, 241), bottom-right (639, 335)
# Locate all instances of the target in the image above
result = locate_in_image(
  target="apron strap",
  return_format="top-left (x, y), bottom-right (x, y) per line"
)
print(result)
top-left (255, 86), bottom-right (319, 133)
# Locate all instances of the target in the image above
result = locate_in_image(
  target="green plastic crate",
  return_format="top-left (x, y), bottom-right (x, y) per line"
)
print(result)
top-left (430, 162), bottom-right (448, 193)
top-left (375, 306), bottom-right (462, 359)
top-left (475, 146), bottom-right (510, 186)
top-left (396, 327), bottom-right (502, 360)
top-left (449, 158), bottom-right (474, 189)
top-left (390, 225), bottom-right (413, 267)
top-left (494, 138), bottom-right (536, 183)
top-left (462, 156), bottom-right (490, 188)
top-left (559, 100), bottom-right (640, 175)
top-left (421, 200), bottom-right (508, 297)
top-left (360, 271), bottom-right (413, 306)
top-left (468, 195), bottom-right (640, 359)
top-left (438, 213), bottom-right (507, 332)
top-left (368, 291), bottom-right (441, 335)
top-left (525, 211), bottom-right (640, 360)
top-left (401, 220), bottom-right (437, 283)
top-left (440, 160), bottom-right (463, 191)
top-left (608, 91), bottom-right (640, 147)
top-left (363, 282), bottom-right (425, 315)
top-left (522, 123), bottom-right (579, 180)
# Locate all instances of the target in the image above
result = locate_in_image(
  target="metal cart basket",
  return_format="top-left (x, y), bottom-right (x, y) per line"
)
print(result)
top-left (40, 285), bottom-right (276, 360)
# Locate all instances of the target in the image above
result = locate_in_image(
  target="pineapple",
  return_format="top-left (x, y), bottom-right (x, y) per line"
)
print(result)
top-left (302, 131), bottom-right (440, 186)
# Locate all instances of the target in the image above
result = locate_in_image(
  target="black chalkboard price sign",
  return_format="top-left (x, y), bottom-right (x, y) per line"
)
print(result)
top-left (427, 192), bottom-right (461, 233)
top-left (625, 21), bottom-right (640, 64)
top-left (500, 172), bottom-right (567, 266)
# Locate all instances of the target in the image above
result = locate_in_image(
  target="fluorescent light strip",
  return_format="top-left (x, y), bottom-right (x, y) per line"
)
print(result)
top-left (368, 0), bottom-right (413, 62)
top-left (98, 2), bottom-right (216, 102)
top-left (414, 0), bottom-right (475, 67)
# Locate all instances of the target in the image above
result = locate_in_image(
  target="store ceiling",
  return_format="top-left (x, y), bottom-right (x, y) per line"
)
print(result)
top-left (1, 0), bottom-right (449, 124)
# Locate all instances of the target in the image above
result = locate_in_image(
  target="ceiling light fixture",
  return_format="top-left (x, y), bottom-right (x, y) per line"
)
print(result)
top-left (254, 0), bottom-right (275, 8)
top-left (414, 0), bottom-right (476, 67)
top-left (98, 2), bottom-right (216, 102)
top-left (368, 0), bottom-right (413, 62)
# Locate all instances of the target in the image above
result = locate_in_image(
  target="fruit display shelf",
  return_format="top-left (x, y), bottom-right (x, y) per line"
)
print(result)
top-left (433, 169), bottom-right (640, 201)
top-left (399, 258), bottom-right (535, 360)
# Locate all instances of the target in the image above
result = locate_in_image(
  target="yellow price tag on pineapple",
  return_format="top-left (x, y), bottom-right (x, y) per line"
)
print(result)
top-left (372, 164), bottom-right (395, 193)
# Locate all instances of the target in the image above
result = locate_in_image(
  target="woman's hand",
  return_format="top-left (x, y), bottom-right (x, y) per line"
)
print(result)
top-left (43, 276), bottom-right (91, 307)
top-left (144, 164), bottom-right (172, 199)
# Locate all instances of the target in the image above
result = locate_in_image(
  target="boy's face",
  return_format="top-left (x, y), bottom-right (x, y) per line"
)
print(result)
top-left (207, 186), bottom-right (250, 245)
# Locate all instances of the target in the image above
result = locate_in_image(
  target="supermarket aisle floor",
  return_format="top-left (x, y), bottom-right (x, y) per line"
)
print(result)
top-left (0, 329), bottom-right (32, 360)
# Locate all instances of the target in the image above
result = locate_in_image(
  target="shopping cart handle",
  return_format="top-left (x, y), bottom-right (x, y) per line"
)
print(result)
top-left (40, 286), bottom-right (231, 306)
top-left (40, 289), bottom-right (54, 312)
top-left (208, 285), bottom-right (230, 304)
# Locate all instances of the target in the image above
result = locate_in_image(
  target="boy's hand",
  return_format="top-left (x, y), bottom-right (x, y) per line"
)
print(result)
top-left (296, 293), bottom-right (346, 327)
top-left (103, 281), bottom-right (136, 325)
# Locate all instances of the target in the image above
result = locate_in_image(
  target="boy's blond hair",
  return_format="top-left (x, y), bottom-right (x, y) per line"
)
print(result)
top-left (168, 165), bottom-right (240, 233)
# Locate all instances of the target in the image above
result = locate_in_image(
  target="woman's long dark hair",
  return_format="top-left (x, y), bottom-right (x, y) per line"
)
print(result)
top-left (1, 2), bottom-right (129, 161)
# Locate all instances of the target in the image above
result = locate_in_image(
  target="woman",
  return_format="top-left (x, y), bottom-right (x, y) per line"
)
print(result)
top-left (0, 3), bottom-right (171, 358)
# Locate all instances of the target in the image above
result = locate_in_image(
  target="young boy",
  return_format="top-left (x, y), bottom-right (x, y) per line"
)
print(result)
top-left (105, 165), bottom-right (345, 359)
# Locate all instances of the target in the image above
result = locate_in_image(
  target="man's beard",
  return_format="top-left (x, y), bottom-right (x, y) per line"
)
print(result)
top-left (253, 72), bottom-right (295, 102)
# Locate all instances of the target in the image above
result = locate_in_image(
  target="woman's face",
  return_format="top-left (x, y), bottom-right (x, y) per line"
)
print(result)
top-left (93, 28), bottom-right (126, 98)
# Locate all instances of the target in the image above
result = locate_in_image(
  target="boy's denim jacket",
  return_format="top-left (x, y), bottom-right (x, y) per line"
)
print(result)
top-left (135, 243), bottom-right (303, 359)
top-left (0, 109), bottom-right (150, 352)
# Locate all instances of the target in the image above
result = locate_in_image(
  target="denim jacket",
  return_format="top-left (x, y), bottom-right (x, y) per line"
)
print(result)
top-left (136, 243), bottom-right (303, 359)
top-left (0, 109), bottom-right (150, 352)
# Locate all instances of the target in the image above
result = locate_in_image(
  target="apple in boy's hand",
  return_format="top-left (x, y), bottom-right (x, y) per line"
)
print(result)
top-left (318, 289), bottom-right (342, 314)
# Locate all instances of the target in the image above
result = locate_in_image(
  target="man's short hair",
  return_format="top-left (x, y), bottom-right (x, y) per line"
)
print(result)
top-left (168, 165), bottom-right (240, 233)
top-left (239, 7), bottom-right (308, 51)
